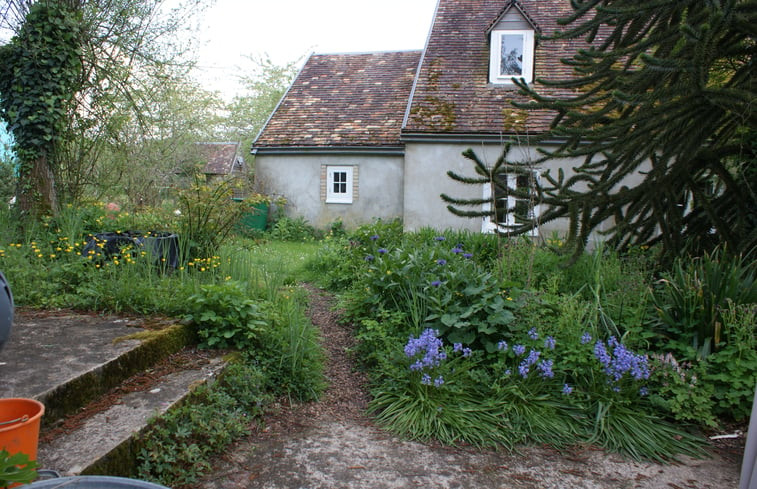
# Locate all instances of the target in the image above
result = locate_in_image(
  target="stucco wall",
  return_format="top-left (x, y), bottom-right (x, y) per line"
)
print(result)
top-left (402, 141), bottom-right (647, 239)
top-left (254, 153), bottom-right (404, 229)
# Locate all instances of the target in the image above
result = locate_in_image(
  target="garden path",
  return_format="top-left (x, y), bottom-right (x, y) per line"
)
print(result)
top-left (197, 285), bottom-right (741, 489)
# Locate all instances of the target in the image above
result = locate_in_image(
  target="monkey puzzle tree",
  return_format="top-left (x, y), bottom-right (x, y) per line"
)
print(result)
top-left (446, 0), bottom-right (756, 262)
top-left (523, 0), bottom-right (756, 260)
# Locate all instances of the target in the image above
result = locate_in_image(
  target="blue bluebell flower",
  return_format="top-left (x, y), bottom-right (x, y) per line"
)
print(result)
top-left (528, 328), bottom-right (539, 340)
top-left (518, 364), bottom-right (530, 377)
top-left (437, 259), bottom-right (447, 265)
top-left (463, 253), bottom-right (473, 259)
top-left (580, 332), bottom-right (592, 344)
top-left (562, 384), bottom-right (573, 395)
top-left (639, 387), bottom-right (649, 396)
top-left (370, 234), bottom-right (379, 241)
top-left (544, 336), bottom-right (556, 350)
top-left (431, 280), bottom-right (442, 287)
top-left (453, 343), bottom-right (463, 353)
top-left (434, 236), bottom-right (446, 241)
top-left (421, 373), bottom-right (432, 385)
top-left (513, 344), bottom-right (526, 356)
top-left (538, 359), bottom-right (554, 378)
top-left (462, 347), bottom-right (472, 358)
top-left (378, 248), bottom-right (387, 254)
top-left (497, 340), bottom-right (508, 351)
top-left (364, 255), bottom-right (374, 261)
top-left (434, 376), bottom-right (445, 387)
top-left (451, 247), bottom-right (463, 254)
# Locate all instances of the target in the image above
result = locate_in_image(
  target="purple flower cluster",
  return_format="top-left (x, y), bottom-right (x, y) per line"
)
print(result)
top-left (580, 332), bottom-right (593, 344)
top-left (594, 336), bottom-right (650, 383)
top-left (537, 359), bottom-right (554, 378)
top-left (512, 344), bottom-right (526, 356)
top-left (528, 328), bottom-right (539, 340)
top-left (544, 336), bottom-right (556, 350)
top-left (518, 349), bottom-right (541, 377)
top-left (405, 328), bottom-right (446, 371)
top-left (437, 259), bottom-right (447, 266)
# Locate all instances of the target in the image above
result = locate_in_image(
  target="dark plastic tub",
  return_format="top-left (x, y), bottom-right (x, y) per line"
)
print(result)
top-left (23, 475), bottom-right (170, 488)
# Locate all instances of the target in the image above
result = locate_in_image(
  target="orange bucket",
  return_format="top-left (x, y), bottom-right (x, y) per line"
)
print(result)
top-left (0, 398), bottom-right (45, 461)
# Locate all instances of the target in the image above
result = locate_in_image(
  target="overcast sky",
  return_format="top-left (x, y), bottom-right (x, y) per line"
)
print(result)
top-left (192, 0), bottom-right (438, 97)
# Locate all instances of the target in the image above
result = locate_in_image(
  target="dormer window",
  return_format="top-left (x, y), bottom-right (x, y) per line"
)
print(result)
top-left (487, 1), bottom-right (538, 85)
top-left (489, 29), bottom-right (534, 84)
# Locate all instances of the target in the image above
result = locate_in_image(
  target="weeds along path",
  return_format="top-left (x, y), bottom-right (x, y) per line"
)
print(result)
top-left (197, 285), bottom-right (739, 489)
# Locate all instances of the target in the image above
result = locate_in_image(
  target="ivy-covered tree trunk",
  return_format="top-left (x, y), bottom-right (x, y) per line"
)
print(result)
top-left (17, 155), bottom-right (58, 217)
top-left (0, 3), bottom-right (82, 218)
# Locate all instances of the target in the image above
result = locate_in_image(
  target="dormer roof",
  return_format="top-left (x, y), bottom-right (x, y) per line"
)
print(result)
top-left (485, 0), bottom-right (541, 35)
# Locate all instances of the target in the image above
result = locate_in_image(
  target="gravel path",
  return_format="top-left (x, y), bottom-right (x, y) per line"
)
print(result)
top-left (197, 285), bottom-right (741, 489)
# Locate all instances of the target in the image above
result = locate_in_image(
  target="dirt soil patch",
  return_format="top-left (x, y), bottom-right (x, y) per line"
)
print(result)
top-left (197, 285), bottom-right (741, 489)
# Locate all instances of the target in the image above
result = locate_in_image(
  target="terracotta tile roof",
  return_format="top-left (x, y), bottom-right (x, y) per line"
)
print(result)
top-left (197, 142), bottom-right (243, 175)
top-left (254, 51), bottom-right (422, 148)
top-left (404, 0), bottom-right (588, 135)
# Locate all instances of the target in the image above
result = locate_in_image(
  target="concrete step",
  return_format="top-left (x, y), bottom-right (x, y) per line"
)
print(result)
top-left (37, 351), bottom-right (226, 476)
top-left (0, 310), bottom-right (225, 478)
top-left (0, 310), bottom-right (196, 426)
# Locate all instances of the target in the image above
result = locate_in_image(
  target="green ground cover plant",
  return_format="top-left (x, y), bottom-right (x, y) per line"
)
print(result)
top-left (310, 221), bottom-right (755, 461)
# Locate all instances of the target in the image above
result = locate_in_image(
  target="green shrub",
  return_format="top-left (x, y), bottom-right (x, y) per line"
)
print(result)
top-left (176, 177), bottom-right (248, 259)
top-left (701, 301), bottom-right (757, 420)
top-left (184, 281), bottom-right (268, 350)
top-left (267, 216), bottom-right (319, 242)
top-left (649, 248), bottom-right (756, 359)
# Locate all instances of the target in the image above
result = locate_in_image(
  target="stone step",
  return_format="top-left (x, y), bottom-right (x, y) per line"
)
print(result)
top-left (0, 310), bottom-right (225, 479)
top-left (0, 310), bottom-right (196, 426)
top-left (37, 352), bottom-right (226, 476)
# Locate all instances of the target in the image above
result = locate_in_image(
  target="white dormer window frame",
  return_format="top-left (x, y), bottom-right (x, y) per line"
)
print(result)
top-left (489, 29), bottom-right (535, 85)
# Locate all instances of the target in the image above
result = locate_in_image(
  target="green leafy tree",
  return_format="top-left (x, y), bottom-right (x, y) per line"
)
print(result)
top-left (222, 54), bottom-right (299, 152)
top-left (448, 0), bottom-right (756, 262)
top-left (0, 0), bottom-right (207, 216)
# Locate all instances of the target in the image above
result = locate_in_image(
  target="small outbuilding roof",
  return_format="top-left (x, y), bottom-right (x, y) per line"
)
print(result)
top-left (197, 142), bottom-right (245, 175)
top-left (254, 51), bottom-right (423, 149)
